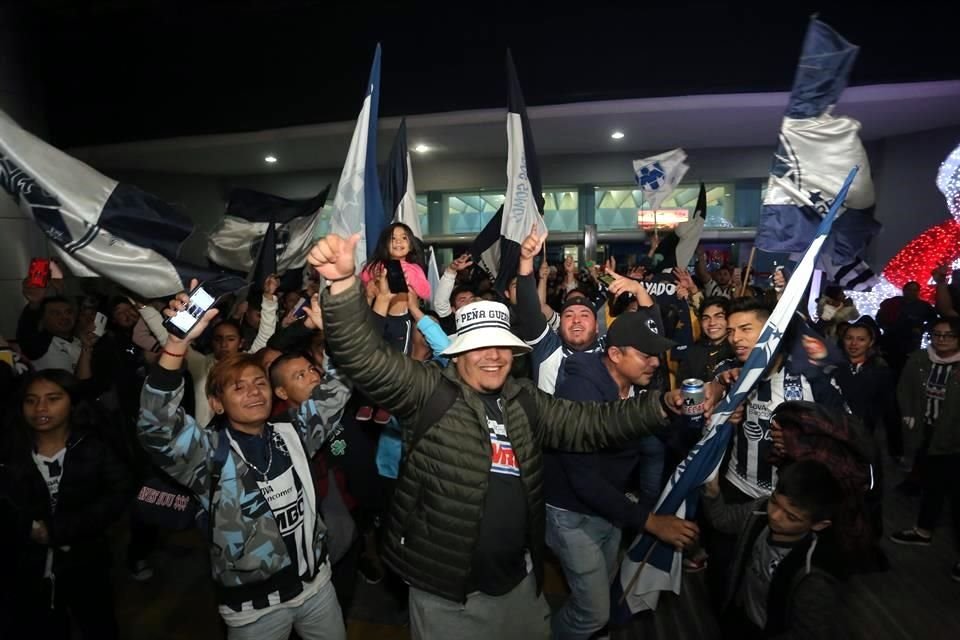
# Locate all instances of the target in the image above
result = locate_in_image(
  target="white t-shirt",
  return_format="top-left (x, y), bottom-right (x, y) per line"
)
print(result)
top-left (33, 448), bottom-right (67, 511)
top-left (31, 337), bottom-right (81, 373)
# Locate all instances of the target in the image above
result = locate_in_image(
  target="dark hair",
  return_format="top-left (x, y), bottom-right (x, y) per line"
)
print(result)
top-left (845, 316), bottom-right (879, 342)
top-left (823, 285), bottom-right (845, 300)
top-left (698, 296), bottom-right (730, 318)
top-left (775, 460), bottom-right (843, 522)
top-left (13, 370), bottom-right (102, 439)
top-left (450, 285), bottom-right (475, 307)
top-left (928, 316), bottom-right (960, 336)
top-left (727, 297), bottom-right (772, 324)
top-left (364, 222), bottom-right (427, 275)
top-left (213, 318), bottom-right (242, 335)
top-left (40, 296), bottom-right (74, 313)
top-left (268, 351), bottom-right (314, 389)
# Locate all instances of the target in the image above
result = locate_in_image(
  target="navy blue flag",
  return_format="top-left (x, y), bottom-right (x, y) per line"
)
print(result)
top-left (382, 118), bottom-right (423, 239)
top-left (611, 166), bottom-right (860, 617)
top-left (471, 51), bottom-right (547, 291)
top-left (0, 108), bottom-right (245, 299)
top-left (756, 18), bottom-right (880, 291)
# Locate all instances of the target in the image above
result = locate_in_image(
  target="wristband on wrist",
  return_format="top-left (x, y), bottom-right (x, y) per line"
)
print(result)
top-left (659, 391), bottom-right (672, 415)
top-left (325, 274), bottom-right (355, 284)
top-left (162, 349), bottom-right (186, 358)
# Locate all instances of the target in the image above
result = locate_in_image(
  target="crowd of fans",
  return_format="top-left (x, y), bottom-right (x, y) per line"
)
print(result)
top-left (1, 220), bottom-right (959, 640)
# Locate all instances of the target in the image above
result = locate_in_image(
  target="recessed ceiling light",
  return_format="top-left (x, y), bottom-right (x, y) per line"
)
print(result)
top-left (610, 131), bottom-right (625, 140)
top-left (414, 144), bottom-right (430, 153)
top-left (264, 155), bottom-right (278, 164)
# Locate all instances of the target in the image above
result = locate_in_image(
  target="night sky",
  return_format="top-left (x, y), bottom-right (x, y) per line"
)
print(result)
top-left (11, 1), bottom-right (960, 147)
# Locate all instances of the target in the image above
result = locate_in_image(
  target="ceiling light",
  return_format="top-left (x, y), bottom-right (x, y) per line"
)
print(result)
top-left (414, 144), bottom-right (430, 153)
top-left (610, 131), bottom-right (625, 140)
top-left (264, 155), bottom-right (278, 164)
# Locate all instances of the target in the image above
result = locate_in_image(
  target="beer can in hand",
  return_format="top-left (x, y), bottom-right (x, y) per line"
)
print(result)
top-left (681, 378), bottom-right (706, 431)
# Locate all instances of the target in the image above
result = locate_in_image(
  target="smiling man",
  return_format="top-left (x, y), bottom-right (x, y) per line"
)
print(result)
top-left (307, 232), bottom-right (715, 640)
top-left (138, 285), bottom-right (350, 640)
top-left (718, 298), bottom-right (846, 501)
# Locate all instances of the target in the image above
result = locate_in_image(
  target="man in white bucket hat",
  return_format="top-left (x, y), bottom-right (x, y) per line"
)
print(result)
top-left (307, 232), bottom-right (721, 640)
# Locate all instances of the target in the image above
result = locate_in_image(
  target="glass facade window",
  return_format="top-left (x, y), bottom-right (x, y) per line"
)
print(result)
top-left (444, 189), bottom-right (579, 234)
top-left (444, 191), bottom-right (505, 233)
top-left (543, 189), bottom-right (579, 232)
top-left (594, 183), bottom-right (737, 231)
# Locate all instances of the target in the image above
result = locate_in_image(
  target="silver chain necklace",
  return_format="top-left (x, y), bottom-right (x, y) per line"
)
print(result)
top-left (244, 426), bottom-right (274, 480)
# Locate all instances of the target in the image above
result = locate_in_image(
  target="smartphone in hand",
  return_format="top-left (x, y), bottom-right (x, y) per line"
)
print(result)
top-left (385, 260), bottom-right (408, 294)
top-left (28, 258), bottom-right (51, 289)
top-left (93, 312), bottom-right (108, 337)
top-left (163, 284), bottom-right (220, 340)
top-left (291, 296), bottom-right (309, 320)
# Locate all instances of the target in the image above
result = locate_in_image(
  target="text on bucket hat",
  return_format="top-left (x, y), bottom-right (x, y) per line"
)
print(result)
top-left (440, 300), bottom-right (532, 357)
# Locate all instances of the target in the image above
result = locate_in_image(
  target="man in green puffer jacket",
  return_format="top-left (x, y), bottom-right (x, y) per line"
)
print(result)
top-left (309, 231), bottom-right (721, 640)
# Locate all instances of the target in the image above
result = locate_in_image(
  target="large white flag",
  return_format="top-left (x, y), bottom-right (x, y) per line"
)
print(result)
top-left (328, 44), bottom-right (385, 273)
top-left (0, 108), bottom-right (243, 298)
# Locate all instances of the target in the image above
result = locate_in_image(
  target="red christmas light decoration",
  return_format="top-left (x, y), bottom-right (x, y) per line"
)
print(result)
top-left (882, 218), bottom-right (960, 304)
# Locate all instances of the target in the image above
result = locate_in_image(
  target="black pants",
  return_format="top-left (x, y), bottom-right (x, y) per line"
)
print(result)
top-left (32, 564), bottom-right (118, 640)
top-left (916, 453), bottom-right (960, 550)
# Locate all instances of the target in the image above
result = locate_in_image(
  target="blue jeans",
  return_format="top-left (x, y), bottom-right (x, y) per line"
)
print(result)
top-left (227, 577), bottom-right (345, 640)
top-left (545, 506), bottom-right (622, 640)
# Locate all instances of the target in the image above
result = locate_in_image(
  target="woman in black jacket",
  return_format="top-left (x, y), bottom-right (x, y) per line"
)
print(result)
top-left (0, 369), bottom-right (133, 640)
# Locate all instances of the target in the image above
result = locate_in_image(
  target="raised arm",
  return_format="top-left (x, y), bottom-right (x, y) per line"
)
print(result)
top-left (311, 233), bottom-right (439, 423)
top-left (137, 284), bottom-right (221, 497)
top-left (514, 227), bottom-right (551, 342)
top-left (248, 275), bottom-right (280, 353)
top-left (434, 254), bottom-right (473, 318)
top-left (933, 266), bottom-right (959, 317)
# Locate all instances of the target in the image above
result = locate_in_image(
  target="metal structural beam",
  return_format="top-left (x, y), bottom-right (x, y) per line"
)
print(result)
top-left (422, 227), bottom-right (757, 247)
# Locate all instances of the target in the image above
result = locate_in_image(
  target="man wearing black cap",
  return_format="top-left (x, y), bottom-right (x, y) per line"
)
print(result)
top-left (514, 231), bottom-right (658, 394)
top-left (545, 311), bottom-right (701, 639)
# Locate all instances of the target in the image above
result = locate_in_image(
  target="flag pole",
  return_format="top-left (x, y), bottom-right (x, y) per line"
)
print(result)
top-left (617, 540), bottom-right (660, 605)
top-left (739, 246), bottom-right (757, 296)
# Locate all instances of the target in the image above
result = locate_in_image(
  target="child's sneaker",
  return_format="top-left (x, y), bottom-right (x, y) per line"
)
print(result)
top-left (889, 527), bottom-right (932, 546)
top-left (355, 406), bottom-right (374, 421)
top-left (373, 408), bottom-right (392, 424)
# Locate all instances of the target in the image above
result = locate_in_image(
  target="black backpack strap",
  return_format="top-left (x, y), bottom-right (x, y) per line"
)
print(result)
top-left (405, 378), bottom-right (539, 463)
top-left (405, 376), bottom-right (459, 462)
top-left (515, 387), bottom-right (538, 432)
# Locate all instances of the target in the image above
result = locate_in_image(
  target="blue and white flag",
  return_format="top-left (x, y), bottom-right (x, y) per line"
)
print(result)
top-left (0, 108), bottom-right (244, 298)
top-left (632, 148), bottom-right (689, 212)
top-left (471, 52), bottom-right (547, 290)
top-left (382, 118), bottom-right (422, 240)
top-left (498, 51), bottom-right (548, 291)
top-left (611, 166), bottom-right (860, 619)
top-left (328, 44), bottom-right (386, 272)
top-left (756, 18), bottom-right (880, 291)
top-left (208, 186), bottom-right (330, 277)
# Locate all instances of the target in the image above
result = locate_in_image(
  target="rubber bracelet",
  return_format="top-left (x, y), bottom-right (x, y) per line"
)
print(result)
top-left (325, 274), bottom-right (355, 284)
top-left (162, 349), bottom-right (186, 358)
